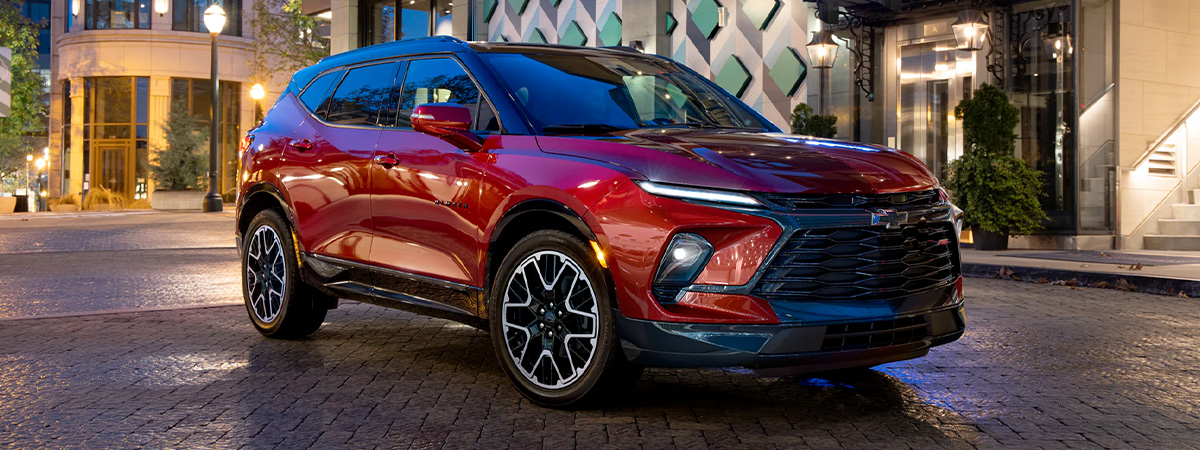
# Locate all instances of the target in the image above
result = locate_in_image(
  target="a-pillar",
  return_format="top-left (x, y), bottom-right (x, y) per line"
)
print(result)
top-left (622, 0), bottom-right (671, 56)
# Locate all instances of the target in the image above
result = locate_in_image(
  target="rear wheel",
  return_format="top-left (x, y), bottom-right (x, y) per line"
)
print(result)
top-left (242, 209), bottom-right (330, 338)
top-left (489, 230), bottom-right (641, 408)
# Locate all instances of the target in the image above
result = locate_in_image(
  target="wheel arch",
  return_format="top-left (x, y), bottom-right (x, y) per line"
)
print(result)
top-left (238, 182), bottom-right (293, 239)
top-left (484, 199), bottom-right (617, 316)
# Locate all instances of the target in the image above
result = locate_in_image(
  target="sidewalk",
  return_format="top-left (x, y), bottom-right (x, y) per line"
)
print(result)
top-left (960, 248), bottom-right (1200, 297)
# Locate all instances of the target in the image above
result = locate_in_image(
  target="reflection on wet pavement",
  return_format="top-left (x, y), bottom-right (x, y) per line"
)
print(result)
top-left (0, 278), bottom-right (1197, 448)
top-left (0, 213), bottom-right (239, 318)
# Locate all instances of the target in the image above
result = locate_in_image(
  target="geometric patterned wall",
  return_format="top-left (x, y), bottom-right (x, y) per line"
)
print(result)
top-left (669, 0), bottom-right (810, 129)
top-left (486, 0), bottom-right (624, 47)
top-left (483, 0), bottom-right (810, 131)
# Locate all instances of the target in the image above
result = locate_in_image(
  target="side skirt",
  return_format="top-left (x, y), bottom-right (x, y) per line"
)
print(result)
top-left (300, 253), bottom-right (487, 329)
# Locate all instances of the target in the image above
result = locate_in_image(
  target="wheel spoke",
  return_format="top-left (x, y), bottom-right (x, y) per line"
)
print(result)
top-left (501, 250), bottom-right (600, 390)
top-left (245, 225), bottom-right (287, 324)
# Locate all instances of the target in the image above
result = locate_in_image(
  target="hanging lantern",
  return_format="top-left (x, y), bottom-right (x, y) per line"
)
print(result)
top-left (952, 9), bottom-right (988, 51)
top-left (806, 30), bottom-right (839, 69)
top-left (1044, 23), bottom-right (1074, 60)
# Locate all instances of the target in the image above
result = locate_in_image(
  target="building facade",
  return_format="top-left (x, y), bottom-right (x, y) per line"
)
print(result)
top-left (45, 0), bottom-right (262, 203)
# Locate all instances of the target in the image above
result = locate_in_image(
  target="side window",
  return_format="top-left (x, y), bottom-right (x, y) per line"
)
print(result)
top-left (397, 58), bottom-right (498, 132)
top-left (299, 70), bottom-right (342, 115)
top-left (324, 62), bottom-right (402, 126)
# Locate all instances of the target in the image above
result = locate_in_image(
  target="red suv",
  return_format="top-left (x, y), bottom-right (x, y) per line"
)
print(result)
top-left (237, 37), bottom-right (965, 407)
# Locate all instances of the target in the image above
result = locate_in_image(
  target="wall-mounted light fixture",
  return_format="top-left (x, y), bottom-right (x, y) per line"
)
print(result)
top-left (154, 0), bottom-right (169, 16)
top-left (71, 0), bottom-right (80, 16)
top-left (806, 30), bottom-right (839, 69)
top-left (951, 9), bottom-right (988, 51)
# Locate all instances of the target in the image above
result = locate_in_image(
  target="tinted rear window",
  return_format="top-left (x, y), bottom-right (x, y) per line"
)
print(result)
top-left (299, 70), bottom-right (342, 114)
top-left (325, 62), bottom-right (403, 126)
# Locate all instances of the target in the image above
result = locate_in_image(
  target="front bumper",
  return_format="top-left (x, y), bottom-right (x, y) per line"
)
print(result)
top-left (615, 304), bottom-right (965, 375)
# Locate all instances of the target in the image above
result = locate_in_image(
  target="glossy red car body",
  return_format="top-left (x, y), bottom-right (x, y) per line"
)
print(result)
top-left (237, 38), bottom-right (964, 375)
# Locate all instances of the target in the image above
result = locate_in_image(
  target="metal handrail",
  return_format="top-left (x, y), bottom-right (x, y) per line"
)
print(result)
top-left (1127, 95), bottom-right (1200, 170)
top-left (1080, 83), bottom-right (1114, 113)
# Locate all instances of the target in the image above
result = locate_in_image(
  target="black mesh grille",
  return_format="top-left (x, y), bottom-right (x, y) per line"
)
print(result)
top-left (821, 316), bottom-right (929, 352)
top-left (652, 283), bottom-right (689, 304)
top-left (752, 222), bottom-right (959, 302)
top-left (760, 189), bottom-right (940, 211)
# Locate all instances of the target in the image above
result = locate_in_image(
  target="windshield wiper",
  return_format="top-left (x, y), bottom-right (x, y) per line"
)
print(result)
top-left (541, 123), bottom-right (627, 134)
top-left (660, 122), bottom-right (761, 130)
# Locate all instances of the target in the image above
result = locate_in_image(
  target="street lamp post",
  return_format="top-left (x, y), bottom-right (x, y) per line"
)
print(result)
top-left (202, 4), bottom-right (227, 213)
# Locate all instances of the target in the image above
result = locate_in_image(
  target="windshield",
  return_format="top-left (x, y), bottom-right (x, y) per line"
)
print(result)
top-left (480, 52), bottom-right (777, 134)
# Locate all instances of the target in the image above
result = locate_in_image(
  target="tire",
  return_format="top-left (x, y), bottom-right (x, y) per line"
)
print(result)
top-left (488, 230), bottom-right (641, 408)
top-left (242, 208), bottom-right (331, 339)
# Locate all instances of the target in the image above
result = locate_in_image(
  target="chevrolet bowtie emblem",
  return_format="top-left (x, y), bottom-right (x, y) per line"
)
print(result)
top-left (871, 209), bottom-right (909, 229)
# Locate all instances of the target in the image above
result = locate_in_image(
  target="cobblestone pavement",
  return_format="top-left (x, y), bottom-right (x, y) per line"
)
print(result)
top-left (1, 279), bottom-right (1198, 449)
top-left (0, 211), bottom-right (239, 318)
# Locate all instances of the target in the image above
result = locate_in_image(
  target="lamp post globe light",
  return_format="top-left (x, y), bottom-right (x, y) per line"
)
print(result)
top-left (806, 29), bottom-right (838, 116)
top-left (952, 9), bottom-right (988, 52)
top-left (249, 83), bottom-right (265, 101)
top-left (203, 4), bottom-right (227, 213)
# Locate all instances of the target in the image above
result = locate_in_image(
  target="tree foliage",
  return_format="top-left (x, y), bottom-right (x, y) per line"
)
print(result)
top-left (789, 103), bottom-right (837, 138)
top-left (944, 84), bottom-right (1047, 235)
top-left (0, 1), bottom-right (47, 192)
top-left (249, 0), bottom-right (329, 86)
top-left (150, 99), bottom-right (208, 190)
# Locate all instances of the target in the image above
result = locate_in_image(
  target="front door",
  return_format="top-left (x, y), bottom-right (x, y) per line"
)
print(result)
top-left (91, 141), bottom-right (135, 201)
top-left (370, 57), bottom-right (500, 314)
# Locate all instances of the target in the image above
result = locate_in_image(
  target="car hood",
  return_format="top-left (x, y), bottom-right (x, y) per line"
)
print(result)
top-left (534, 129), bottom-right (939, 194)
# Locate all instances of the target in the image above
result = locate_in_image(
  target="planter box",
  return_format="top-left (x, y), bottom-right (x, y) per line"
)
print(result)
top-left (152, 190), bottom-right (205, 211)
top-left (0, 197), bottom-right (15, 214)
top-left (50, 204), bottom-right (80, 213)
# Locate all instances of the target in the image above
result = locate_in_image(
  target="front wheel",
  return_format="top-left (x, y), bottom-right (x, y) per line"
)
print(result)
top-left (242, 209), bottom-right (330, 338)
top-left (489, 230), bottom-right (641, 408)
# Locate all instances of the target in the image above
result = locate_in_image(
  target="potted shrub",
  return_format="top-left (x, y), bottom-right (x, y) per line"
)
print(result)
top-left (83, 186), bottom-right (126, 211)
top-left (790, 103), bottom-right (838, 138)
top-left (944, 84), bottom-right (1047, 250)
top-left (149, 99), bottom-right (208, 210)
top-left (48, 193), bottom-right (80, 212)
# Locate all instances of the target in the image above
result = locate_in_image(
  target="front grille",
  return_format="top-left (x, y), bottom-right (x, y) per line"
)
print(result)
top-left (752, 222), bottom-right (958, 302)
top-left (652, 283), bottom-right (688, 304)
top-left (821, 316), bottom-right (928, 352)
top-left (760, 189), bottom-right (940, 211)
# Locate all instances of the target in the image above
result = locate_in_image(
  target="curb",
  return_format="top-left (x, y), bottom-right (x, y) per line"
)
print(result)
top-left (962, 262), bottom-right (1200, 298)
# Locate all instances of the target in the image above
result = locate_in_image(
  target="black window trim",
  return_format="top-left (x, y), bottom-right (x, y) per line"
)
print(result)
top-left (317, 60), bottom-right (405, 129)
top-left (391, 54), bottom-right (505, 134)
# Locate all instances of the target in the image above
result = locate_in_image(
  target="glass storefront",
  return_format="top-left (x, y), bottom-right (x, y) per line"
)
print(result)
top-left (172, 78), bottom-right (242, 195)
top-left (83, 77), bottom-right (150, 201)
top-left (85, 0), bottom-right (151, 29)
top-left (172, 0), bottom-right (242, 36)
top-left (895, 34), bottom-right (976, 180)
top-left (360, 0), bottom-right (453, 46)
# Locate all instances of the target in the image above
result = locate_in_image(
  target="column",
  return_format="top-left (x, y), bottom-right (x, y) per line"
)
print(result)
top-left (330, 0), bottom-right (359, 54)
top-left (146, 76), bottom-right (173, 197)
top-left (68, 78), bottom-right (85, 196)
top-left (621, 0), bottom-right (670, 56)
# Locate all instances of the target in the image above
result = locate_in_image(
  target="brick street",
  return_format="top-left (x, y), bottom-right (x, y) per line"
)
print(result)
top-left (1, 276), bottom-right (1199, 448)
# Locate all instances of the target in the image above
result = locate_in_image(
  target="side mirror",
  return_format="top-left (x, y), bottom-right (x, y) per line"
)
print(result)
top-left (411, 103), bottom-right (484, 152)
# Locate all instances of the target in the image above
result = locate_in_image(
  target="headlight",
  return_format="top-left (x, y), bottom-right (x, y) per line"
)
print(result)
top-left (636, 181), bottom-right (763, 207)
top-left (654, 233), bottom-right (714, 285)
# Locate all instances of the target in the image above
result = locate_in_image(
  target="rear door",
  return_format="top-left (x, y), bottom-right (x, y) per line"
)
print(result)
top-left (370, 56), bottom-right (502, 310)
top-left (280, 61), bottom-right (403, 264)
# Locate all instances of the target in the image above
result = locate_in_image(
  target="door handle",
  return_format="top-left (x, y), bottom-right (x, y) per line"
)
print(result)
top-left (288, 139), bottom-right (312, 152)
top-left (373, 154), bottom-right (399, 167)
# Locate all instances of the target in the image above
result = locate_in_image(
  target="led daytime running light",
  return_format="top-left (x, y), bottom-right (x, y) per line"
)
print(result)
top-left (636, 181), bottom-right (762, 207)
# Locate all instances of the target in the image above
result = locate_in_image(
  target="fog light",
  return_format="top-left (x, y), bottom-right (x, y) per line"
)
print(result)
top-left (655, 233), bottom-right (714, 285)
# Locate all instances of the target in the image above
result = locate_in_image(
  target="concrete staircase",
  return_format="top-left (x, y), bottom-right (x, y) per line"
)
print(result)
top-left (1145, 188), bottom-right (1200, 250)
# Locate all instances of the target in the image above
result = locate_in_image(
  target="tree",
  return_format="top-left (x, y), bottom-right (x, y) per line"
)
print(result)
top-left (249, 0), bottom-right (329, 88)
top-left (943, 84), bottom-right (1046, 236)
top-left (0, 1), bottom-right (48, 193)
top-left (150, 99), bottom-right (208, 190)
top-left (789, 103), bottom-right (837, 138)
